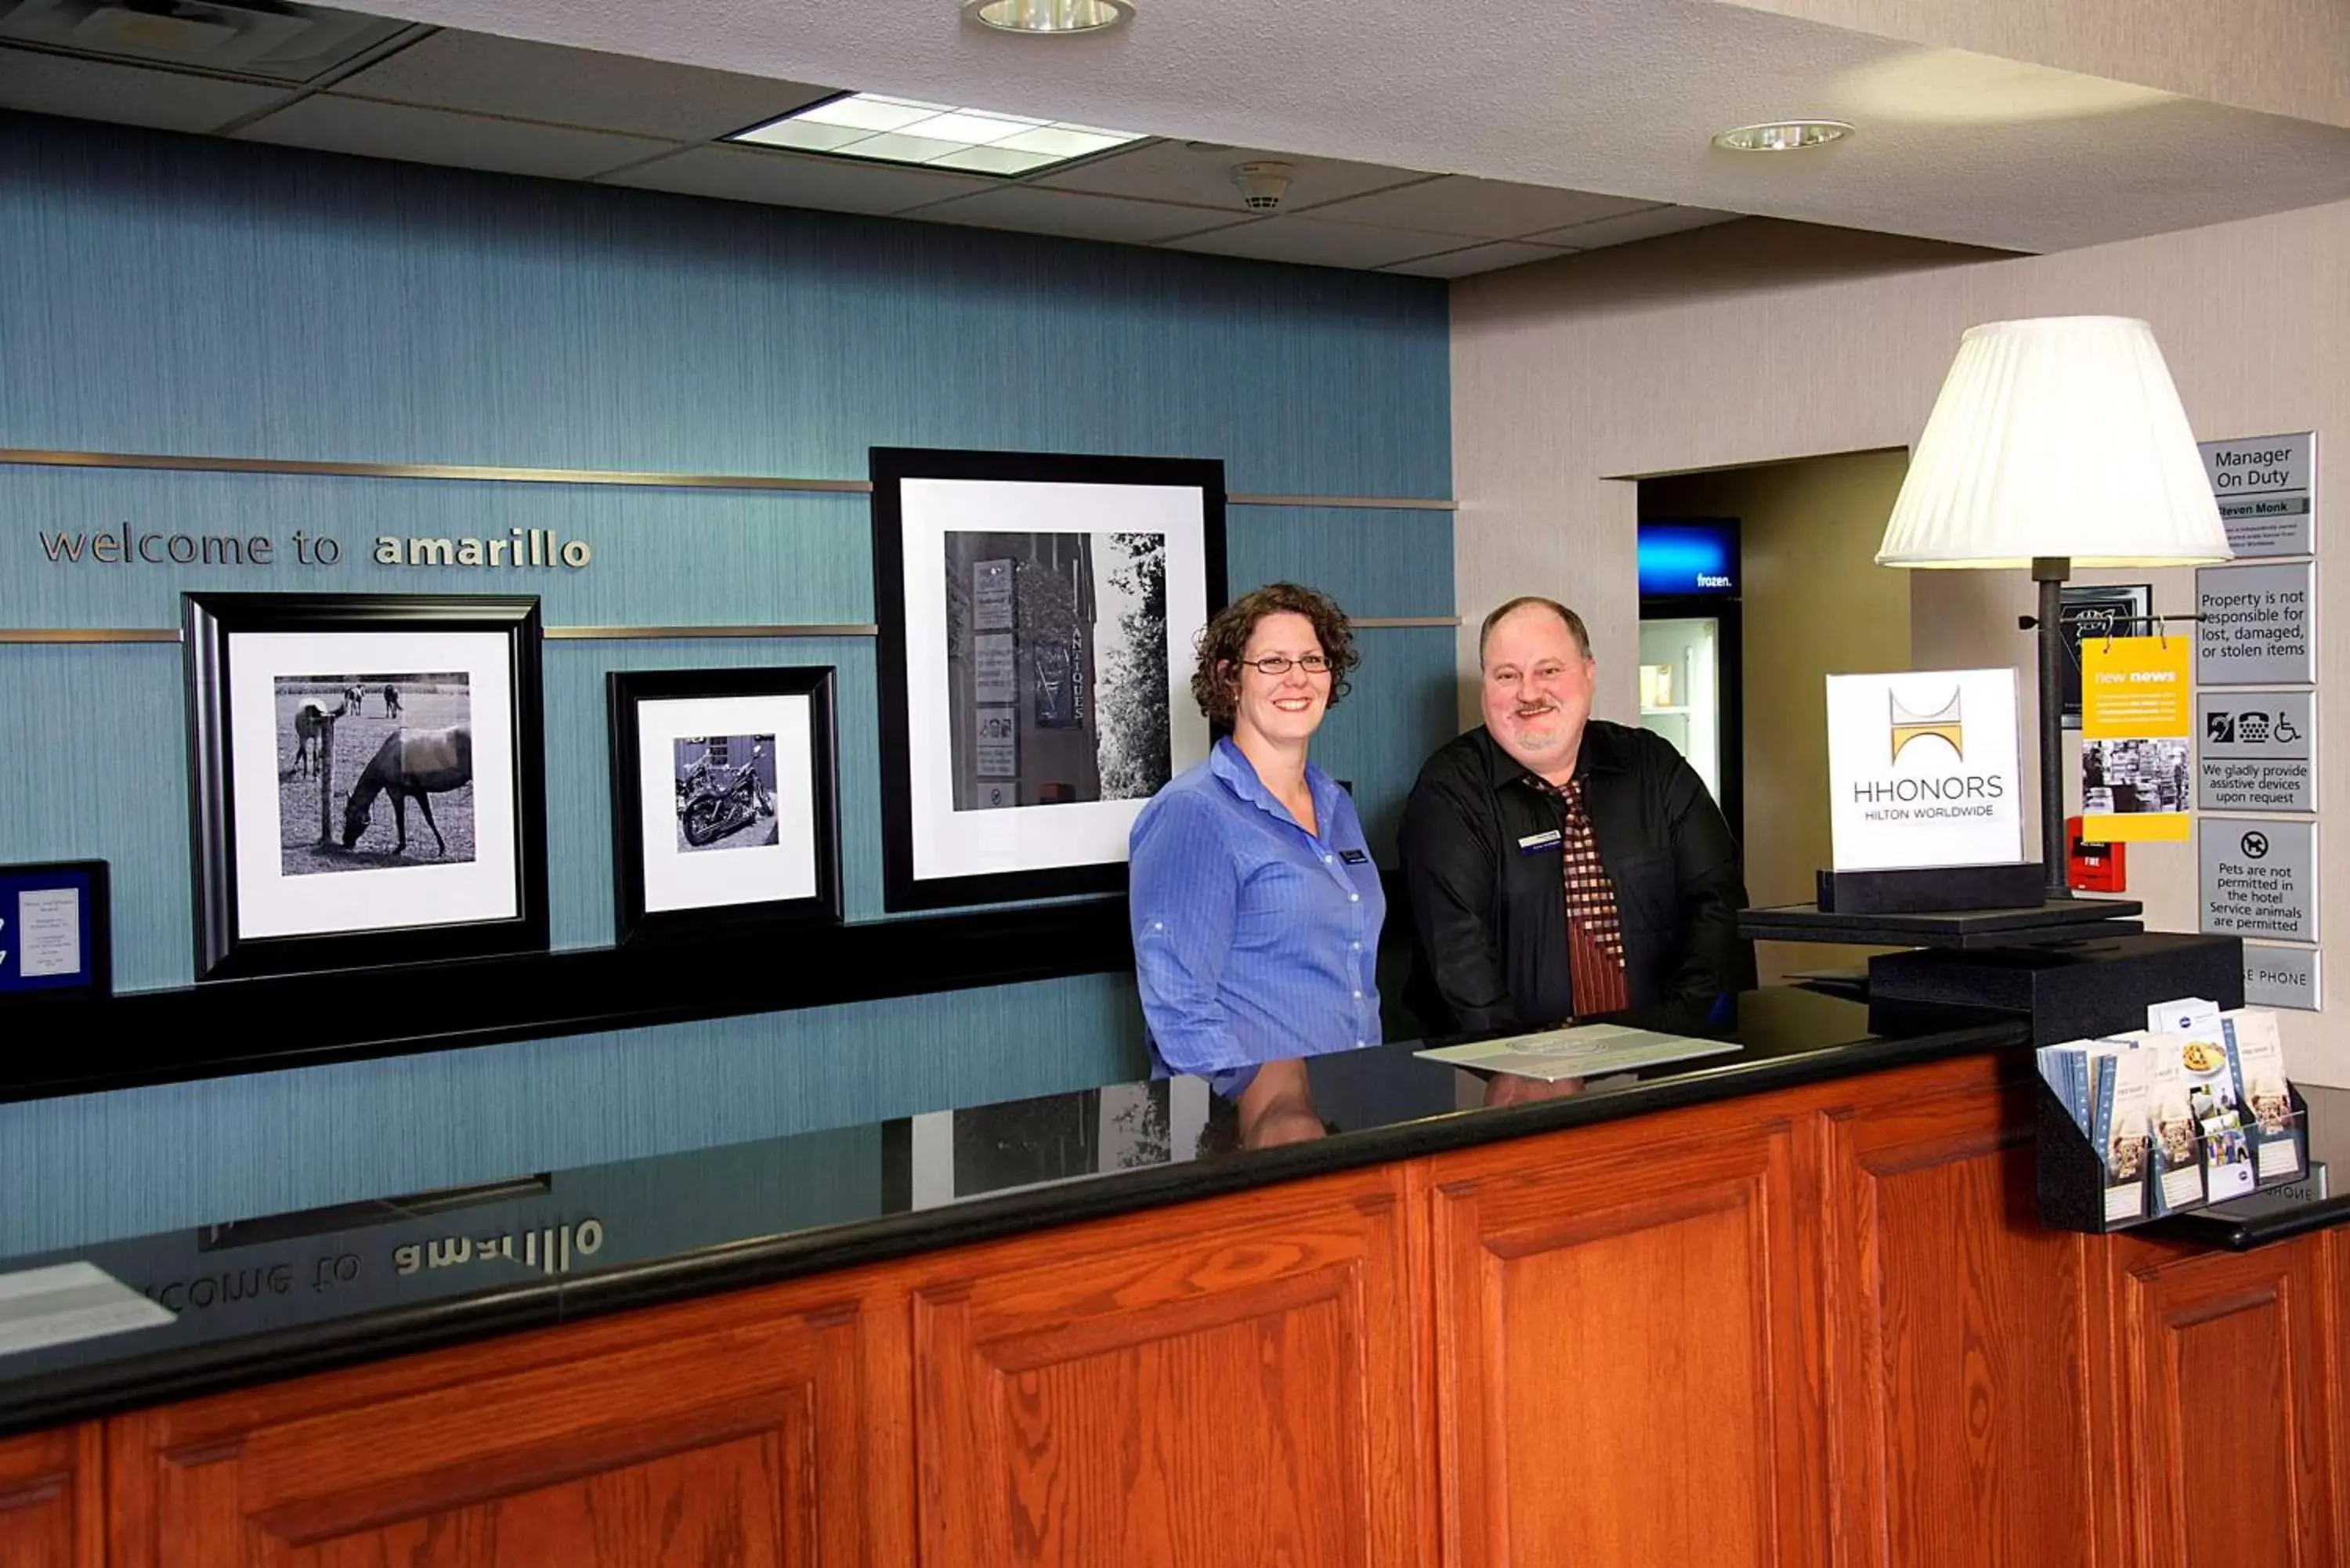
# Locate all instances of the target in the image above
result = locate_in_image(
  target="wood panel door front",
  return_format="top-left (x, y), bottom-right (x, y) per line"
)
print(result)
top-left (109, 1280), bottom-right (905, 1568)
top-left (0, 1424), bottom-right (102, 1568)
top-left (909, 1165), bottom-right (1426, 1568)
top-left (1822, 1060), bottom-right (2108, 1568)
top-left (1426, 1097), bottom-right (1824, 1568)
top-left (2112, 1233), bottom-right (2337, 1568)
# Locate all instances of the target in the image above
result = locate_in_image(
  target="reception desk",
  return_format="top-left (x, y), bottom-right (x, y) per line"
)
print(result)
top-left (3, 985), bottom-right (2345, 1566)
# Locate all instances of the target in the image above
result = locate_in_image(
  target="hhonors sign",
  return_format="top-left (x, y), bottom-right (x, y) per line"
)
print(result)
top-left (1826, 669), bottom-right (2025, 872)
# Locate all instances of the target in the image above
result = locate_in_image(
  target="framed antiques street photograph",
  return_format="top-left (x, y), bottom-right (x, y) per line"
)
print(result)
top-left (870, 446), bottom-right (1227, 912)
top-left (606, 666), bottom-right (842, 943)
top-left (182, 592), bottom-right (548, 980)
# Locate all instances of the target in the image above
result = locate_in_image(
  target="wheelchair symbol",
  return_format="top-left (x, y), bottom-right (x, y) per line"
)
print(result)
top-left (2274, 713), bottom-right (2303, 743)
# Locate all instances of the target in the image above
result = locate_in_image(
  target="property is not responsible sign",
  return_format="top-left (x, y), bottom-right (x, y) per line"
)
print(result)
top-left (2197, 560), bottom-right (2315, 687)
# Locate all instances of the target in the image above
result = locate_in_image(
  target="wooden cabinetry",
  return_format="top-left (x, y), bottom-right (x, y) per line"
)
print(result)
top-left (1426, 1097), bottom-right (1824, 1568)
top-left (107, 1279), bottom-right (907, 1568)
top-left (1820, 1057), bottom-right (2113, 1568)
top-left (28, 1053), bottom-right (2350, 1566)
top-left (907, 1164), bottom-right (1426, 1568)
top-left (0, 1424), bottom-right (100, 1568)
top-left (2110, 1231), bottom-right (2338, 1568)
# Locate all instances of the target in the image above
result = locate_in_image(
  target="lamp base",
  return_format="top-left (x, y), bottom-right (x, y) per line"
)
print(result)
top-left (1816, 863), bottom-right (2048, 915)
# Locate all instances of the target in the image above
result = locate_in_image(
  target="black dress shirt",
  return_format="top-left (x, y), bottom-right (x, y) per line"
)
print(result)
top-left (1398, 720), bottom-right (1755, 1034)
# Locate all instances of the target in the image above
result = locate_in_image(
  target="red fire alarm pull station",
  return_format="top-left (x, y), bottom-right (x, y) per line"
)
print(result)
top-left (2067, 815), bottom-right (2128, 893)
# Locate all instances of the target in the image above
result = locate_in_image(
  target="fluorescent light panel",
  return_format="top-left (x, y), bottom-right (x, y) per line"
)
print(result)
top-left (730, 93), bottom-right (1142, 176)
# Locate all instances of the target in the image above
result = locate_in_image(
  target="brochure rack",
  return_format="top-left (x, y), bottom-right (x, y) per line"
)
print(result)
top-left (2035, 1073), bottom-right (2311, 1234)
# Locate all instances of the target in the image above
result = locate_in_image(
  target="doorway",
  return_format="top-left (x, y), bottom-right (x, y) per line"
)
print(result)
top-left (1638, 449), bottom-right (1911, 984)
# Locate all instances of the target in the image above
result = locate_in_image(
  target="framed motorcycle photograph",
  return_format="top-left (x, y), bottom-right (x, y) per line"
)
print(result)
top-left (871, 447), bottom-right (1227, 912)
top-left (606, 666), bottom-right (842, 944)
top-left (183, 592), bottom-right (549, 981)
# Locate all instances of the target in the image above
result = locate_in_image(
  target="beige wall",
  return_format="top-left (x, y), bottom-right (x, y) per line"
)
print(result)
top-left (1712, 0), bottom-right (2350, 128)
top-left (1452, 200), bottom-right (2350, 1082)
top-left (1644, 450), bottom-right (1914, 981)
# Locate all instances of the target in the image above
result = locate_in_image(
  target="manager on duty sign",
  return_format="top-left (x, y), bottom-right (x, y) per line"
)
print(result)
top-left (1826, 670), bottom-right (2024, 873)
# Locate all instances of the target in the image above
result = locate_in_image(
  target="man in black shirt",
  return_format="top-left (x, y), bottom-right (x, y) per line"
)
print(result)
top-left (1400, 596), bottom-right (1753, 1034)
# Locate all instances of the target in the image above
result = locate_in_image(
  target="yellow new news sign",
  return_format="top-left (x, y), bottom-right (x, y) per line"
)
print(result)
top-left (2081, 634), bottom-right (2192, 843)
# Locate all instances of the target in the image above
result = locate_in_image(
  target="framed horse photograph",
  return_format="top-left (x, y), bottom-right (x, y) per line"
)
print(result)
top-left (182, 592), bottom-right (548, 980)
top-left (606, 666), bottom-right (842, 944)
top-left (870, 447), bottom-right (1227, 912)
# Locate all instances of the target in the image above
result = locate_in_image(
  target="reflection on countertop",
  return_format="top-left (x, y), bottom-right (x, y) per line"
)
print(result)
top-left (0, 986), bottom-right (2041, 1433)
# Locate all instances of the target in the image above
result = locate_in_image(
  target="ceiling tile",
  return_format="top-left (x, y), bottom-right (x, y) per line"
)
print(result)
top-left (1035, 139), bottom-right (1428, 215)
top-left (1520, 204), bottom-right (1742, 250)
top-left (1164, 217), bottom-right (1463, 270)
top-left (235, 96), bottom-right (670, 180)
top-left (0, 48), bottom-right (289, 133)
top-left (1306, 176), bottom-right (1659, 240)
top-left (598, 144), bottom-right (993, 215)
top-left (914, 186), bottom-right (1245, 245)
top-left (329, 30), bottom-right (833, 142)
top-left (1380, 240), bottom-right (1573, 278)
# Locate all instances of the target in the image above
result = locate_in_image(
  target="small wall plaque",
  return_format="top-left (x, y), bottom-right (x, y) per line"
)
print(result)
top-left (0, 859), bottom-right (110, 1001)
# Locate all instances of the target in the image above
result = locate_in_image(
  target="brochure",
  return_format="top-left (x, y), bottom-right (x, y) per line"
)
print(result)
top-left (2201, 1114), bottom-right (2257, 1201)
top-left (2222, 1008), bottom-right (2302, 1180)
top-left (2148, 995), bottom-right (2223, 1041)
top-left (1415, 1023), bottom-right (1741, 1082)
top-left (2137, 1031), bottom-right (2208, 1212)
top-left (2091, 1046), bottom-right (2153, 1224)
top-left (2036, 1040), bottom-right (2096, 1135)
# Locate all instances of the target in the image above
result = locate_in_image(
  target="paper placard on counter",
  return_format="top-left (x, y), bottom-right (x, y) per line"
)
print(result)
top-left (2081, 635), bottom-right (2193, 843)
top-left (1824, 669), bottom-right (2024, 873)
top-left (1415, 1023), bottom-right (1741, 1082)
top-left (0, 1261), bottom-right (175, 1358)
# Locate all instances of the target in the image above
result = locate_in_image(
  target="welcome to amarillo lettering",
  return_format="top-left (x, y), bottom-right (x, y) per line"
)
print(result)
top-left (37, 525), bottom-right (591, 569)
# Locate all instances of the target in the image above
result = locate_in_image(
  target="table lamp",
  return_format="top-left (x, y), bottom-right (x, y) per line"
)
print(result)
top-left (1875, 316), bottom-right (2231, 903)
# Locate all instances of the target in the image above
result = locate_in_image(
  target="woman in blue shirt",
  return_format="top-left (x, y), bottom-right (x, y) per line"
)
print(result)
top-left (1129, 583), bottom-right (1385, 1146)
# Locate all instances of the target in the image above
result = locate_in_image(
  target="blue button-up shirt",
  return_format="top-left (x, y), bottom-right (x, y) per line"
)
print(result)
top-left (1129, 738), bottom-right (1386, 1097)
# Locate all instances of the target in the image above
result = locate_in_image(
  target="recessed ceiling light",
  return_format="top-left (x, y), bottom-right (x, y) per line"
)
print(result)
top-left (729, 92), bottom-right (1144, 176)
top-left (962, 0), bottom-right (1133, 36)
top-left (1711, 120), bottom-right (1854, 153)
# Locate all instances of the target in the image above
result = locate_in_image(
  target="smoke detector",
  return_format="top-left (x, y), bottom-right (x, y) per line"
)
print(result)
top-left (1231, 161), bottom-right (1294, 212)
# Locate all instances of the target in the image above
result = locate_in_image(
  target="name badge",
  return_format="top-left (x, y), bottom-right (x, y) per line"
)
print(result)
top-left (1517, 829), bottom-right (1563, 854)
top-left (1339, 847), bottom-right (1370, 865)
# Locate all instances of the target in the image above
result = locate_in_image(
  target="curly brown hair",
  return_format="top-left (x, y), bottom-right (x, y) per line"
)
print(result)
top-left (1189, 583), bottom-right (1360, 727)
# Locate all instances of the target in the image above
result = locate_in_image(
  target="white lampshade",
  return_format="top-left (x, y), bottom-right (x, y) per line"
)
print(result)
top-left (1877, 316), bottom-right (2231, 569)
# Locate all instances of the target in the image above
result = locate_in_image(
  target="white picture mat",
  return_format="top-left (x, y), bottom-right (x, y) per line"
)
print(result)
top-left (1825, 668), bottom-right (2025, 873)
top-left (229, 630), bottom-right (519, 938)
top-left (908, 1078), bottom-right (1213, 1209)
top-left (898, 476), bottom-right (1210, 883)
top-left (0, 1261), bottom-right (176, 1357)
top-left (635, 693), bottom-right (819, 914)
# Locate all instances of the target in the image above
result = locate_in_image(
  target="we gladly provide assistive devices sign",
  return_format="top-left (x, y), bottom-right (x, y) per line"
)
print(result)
top-left (1825, 669), bottom-right (2026, 873)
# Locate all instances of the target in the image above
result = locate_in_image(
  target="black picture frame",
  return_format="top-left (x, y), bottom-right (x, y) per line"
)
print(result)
top-left (870, 446), bottom-right (1229, 912)
top-left (0, 860), bottom-right (111, 1003)
top-left (606, 666), bottom-right (843, 944)
top-left (2058, 583), bottom-right (2154, 728)
top-left (183, 592), bottom-right (548, 981)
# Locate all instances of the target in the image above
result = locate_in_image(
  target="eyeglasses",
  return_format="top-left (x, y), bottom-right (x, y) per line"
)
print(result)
top-left (1235, 653), bottom-right (1332, 676)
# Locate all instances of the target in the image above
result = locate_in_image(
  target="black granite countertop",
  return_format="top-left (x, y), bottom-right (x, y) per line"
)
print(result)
top-left (0, 984), bottom-right (2231, 1437)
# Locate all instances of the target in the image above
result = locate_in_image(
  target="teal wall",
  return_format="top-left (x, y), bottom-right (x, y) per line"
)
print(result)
top-left (0, 111), bottom-right (1453, 1254)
